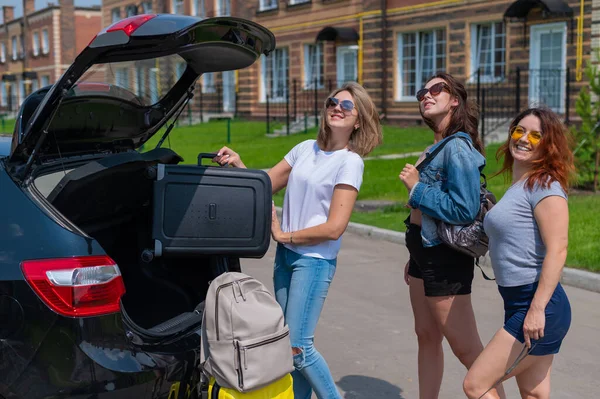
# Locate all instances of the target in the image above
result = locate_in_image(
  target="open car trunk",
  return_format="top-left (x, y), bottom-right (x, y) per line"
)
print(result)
top-left (31, 148), bottom-right (271, 333)
top-left (5, 15), bottom-right (276, 336)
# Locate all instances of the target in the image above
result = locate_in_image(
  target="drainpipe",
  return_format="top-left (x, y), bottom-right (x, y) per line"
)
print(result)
top-left (358, 17), bottom-right (363, 85)
top-left (22, 0), bottom-right (29, 96)
top-left (380, 0), bottom-right (388, 119)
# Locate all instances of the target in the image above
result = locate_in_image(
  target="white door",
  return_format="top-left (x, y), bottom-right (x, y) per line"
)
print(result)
top-left (222, 71), bottom-right (236, 112)
top-left (529, 23), bottom-right (567, 112)
top-left (336, 45), bottom-right (358, 87)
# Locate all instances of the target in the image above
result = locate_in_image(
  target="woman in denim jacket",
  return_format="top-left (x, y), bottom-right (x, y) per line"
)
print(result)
top-left (399, 73), bottom-right (504, 398)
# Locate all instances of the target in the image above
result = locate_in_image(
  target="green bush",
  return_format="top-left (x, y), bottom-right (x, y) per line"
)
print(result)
top-left (574, 54), bottom-right (600, 192)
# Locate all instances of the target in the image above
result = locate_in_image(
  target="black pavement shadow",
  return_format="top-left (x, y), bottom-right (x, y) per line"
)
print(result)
top-left (337, 375), bottom-right (405, 399)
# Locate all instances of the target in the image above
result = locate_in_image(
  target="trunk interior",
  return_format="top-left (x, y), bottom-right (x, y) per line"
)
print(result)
top-left (32, 148), bottom-right (242, 332)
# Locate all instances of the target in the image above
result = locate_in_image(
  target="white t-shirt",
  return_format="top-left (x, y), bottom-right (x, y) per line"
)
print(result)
top-left (281, 139), bottom-right (364, 259)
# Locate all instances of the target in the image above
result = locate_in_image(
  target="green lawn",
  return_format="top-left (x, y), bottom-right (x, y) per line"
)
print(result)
top-left (143, 119), bottom-right (431, 167)
top-left (0, 118), bottom-right (15, 135)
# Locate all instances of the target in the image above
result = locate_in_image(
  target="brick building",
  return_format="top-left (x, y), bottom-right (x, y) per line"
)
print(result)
top-left (0, 0), bottom-right (101, 113)
top-left (245, 0), bottom-right (592, 127)
top-left (97, 0), bottom-right (592, 126)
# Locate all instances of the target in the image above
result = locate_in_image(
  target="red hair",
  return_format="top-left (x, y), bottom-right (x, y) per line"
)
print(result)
top-left (495, 108), bottom-right (575, 192)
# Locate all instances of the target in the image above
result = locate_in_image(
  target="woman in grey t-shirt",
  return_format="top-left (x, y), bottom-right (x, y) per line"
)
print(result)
top-left (464, 108), bottom-right (575, 399)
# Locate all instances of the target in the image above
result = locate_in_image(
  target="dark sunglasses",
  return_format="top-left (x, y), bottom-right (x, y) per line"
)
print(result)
top-left (326, 97), bottom-right (355, 113)
top-left (510, 125), bottom-right (543, 145)
top-left (416, 82), bottom-right (449, 102)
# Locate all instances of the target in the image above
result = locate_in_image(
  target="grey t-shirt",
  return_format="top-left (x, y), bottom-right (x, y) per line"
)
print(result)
top-left (483, 179), bottom-right (567, 287)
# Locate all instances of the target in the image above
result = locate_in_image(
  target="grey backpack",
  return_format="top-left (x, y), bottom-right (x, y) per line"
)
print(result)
top-left (200, 272), bottom-right (294, 392)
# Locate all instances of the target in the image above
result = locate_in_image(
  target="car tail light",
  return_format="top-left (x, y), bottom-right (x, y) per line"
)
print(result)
top-left (21, 256), bottom-right (125, 318)
top-left (106, 14), bottom-right (157, 36)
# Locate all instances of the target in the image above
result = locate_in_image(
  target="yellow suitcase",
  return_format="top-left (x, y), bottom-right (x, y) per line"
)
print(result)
top-left (208, 374), bottom-right (294, 399)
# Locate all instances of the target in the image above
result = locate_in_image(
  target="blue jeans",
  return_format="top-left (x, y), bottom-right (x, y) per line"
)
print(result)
top-left (273, 244), bottom-right (342, 399)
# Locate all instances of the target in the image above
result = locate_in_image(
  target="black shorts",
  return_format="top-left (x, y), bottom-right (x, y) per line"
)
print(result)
top-left (406, 223), bottom-right (474, 297)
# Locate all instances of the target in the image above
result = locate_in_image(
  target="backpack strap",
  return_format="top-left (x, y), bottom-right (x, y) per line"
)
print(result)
top-left (211, 381), bottom-right (221, 399)
top-left (415, 134), bottom-right (460, 172)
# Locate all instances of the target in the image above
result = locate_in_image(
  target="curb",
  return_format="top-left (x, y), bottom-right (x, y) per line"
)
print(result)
top-left (345, 219), bottom-right (600, 294)
top-left (274, 207), bottom-right (600, 293)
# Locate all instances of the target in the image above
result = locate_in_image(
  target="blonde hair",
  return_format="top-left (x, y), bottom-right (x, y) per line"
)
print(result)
top-left (317, 82), bottom-right (383, 157)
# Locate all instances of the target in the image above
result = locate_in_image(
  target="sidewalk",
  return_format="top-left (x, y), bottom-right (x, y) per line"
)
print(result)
top-left (274, 207), bottom-right (600, 293)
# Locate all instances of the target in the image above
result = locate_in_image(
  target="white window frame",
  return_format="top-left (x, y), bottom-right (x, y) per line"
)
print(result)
top-left (41, 29), bottom-right (49, 55)
top-left (260, 48), bottom-right (289, 103)
top-left (202, 73), bottom-right (215, 93)
top-left (32, 31), bottom-right (40, 56)
top-left (19, 80), bottom-right (25, 105)
top-left (259, 0), bottom-right (277, 11)
top-left (41, 75), bottom-right (50, 87)
top-left (216, 0), bottom-right (231, 16)
top-left (126, 4), bottom-right (138, 17)
top-left (149, 67), bottom-right (159, 103)
top-left (289, 0), bottom-right (310, 4)
top-left (529, 22), bottom-right (567, 113)
top-left (115, 68), bottom-right (129, 89)
top-left (396, 29), bottom-right (446, 101)
top-left (111, 8), bottom-right (120, 23)
top-left (304, 43), bottom-right (324, 89)
top-left (470, 22), bottom-right (506, 83)
top-left (0, 43), bottom-right (5, 63)
top-left (12, 36), bottom-right (18, 60)
top-left (0, 82), bottom-right (7, 106)
top-left (172, 0), bottom-right (185, 14)
top-left (336, 45), bottom-right (358, 87)
top-left (192, 0), bottom-right (205, 17)
top-left (136, 67), bottom-right (146, 98)
top-left (142, 1), bottom-right (152, 13)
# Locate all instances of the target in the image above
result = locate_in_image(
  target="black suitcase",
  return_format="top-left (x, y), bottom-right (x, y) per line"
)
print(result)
top-left (152, 153), bottom-right (272, 258)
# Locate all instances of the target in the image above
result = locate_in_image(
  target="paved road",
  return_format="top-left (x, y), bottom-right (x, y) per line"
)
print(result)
top-left (242, 232), bottom-right (600, 398)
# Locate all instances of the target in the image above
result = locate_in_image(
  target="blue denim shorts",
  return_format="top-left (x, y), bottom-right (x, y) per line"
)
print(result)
top-left (499, 282), bottom-right (571, 356)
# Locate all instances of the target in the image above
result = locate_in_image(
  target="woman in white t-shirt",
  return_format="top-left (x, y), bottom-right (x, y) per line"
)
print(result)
top-left (214, 82), bottom-right (382, 399)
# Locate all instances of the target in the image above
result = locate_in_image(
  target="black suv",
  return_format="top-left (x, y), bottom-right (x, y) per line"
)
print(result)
top-left (0, 15), bottom-right (274, 399)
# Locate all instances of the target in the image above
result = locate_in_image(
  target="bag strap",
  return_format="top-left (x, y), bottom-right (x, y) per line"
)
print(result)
top-left (476, 258), bottom-right (495, 281)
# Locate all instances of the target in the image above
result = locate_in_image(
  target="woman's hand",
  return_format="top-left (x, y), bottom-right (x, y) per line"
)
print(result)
top-left (271, 204), bottom-right (284, 243)
top-left (213, 146), bottom-right (246, 168)
top-left (523, 306), bottom-right (546, 349)
top-left (404, 261), bottom-right (410, 285)
top-left (399, 164), bottom-right (419, 191)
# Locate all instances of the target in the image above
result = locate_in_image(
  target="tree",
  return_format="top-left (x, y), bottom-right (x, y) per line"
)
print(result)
top-left (574, 53), bottom-right (600, 192)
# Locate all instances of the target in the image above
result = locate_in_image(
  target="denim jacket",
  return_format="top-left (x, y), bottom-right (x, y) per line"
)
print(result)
top-left (407, 132), bottom-right (486, 247)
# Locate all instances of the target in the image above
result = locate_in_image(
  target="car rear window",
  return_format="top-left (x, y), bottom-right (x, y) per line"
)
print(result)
top-left (68, 53), bottom-right (188, 106)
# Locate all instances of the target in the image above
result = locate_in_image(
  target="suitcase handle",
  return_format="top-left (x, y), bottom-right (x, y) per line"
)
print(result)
top-left (198, 153), bottom-right (223, 167)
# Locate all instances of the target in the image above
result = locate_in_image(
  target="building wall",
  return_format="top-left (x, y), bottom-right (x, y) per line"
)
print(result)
top-left (75, 10), bottom-right (103, 56)
top-left (593, 0), bottom-right (600, 64)
top-left (93, 0), bottom-right (593, 124)
top-left (0, 3), bottom-right (101, 112)
top-left (26, 8), bottom-right (56, 81)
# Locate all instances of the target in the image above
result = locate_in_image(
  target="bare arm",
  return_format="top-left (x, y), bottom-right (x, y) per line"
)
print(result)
top-left (272, 184), bottom-right (358, 246)
top-left (214, 146), bottom-right (292, 194)
top-left (268, 159), bottom-right (292, 195)
top-left (522, 195), bottom-right (569, 347)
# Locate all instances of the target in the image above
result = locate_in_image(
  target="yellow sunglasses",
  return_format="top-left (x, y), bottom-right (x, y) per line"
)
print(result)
top-left (510, 126), bottom-right (543, 145)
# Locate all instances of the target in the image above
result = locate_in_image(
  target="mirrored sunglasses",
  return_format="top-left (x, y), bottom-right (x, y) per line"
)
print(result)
top-left (416, 82), bottom-right (448, 102)
top-left (326, 97), bottom-right (355, 113)
top-left (510, 126), bottom-right (543, 145)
